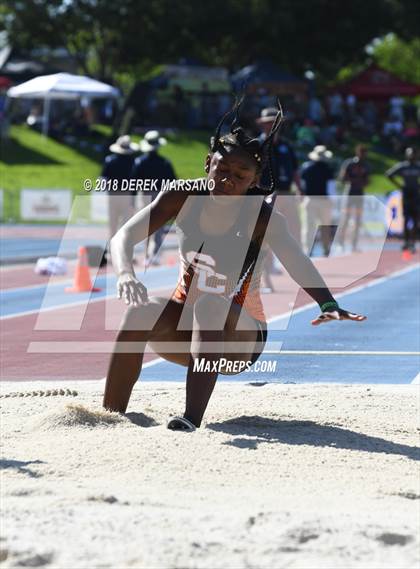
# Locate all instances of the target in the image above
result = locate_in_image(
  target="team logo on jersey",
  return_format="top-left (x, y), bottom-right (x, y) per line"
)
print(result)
top-left (186, 251), bottom-right (227, 294)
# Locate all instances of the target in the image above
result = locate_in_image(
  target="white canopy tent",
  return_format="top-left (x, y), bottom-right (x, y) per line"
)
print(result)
top-left (7, 73), bottom-right (120, 136)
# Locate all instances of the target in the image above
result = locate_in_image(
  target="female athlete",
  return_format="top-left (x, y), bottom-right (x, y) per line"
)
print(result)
top-left (103, 102), bottom-right (366, 431)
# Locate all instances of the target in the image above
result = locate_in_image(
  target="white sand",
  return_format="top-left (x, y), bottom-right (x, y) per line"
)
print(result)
top-left (1, 380), bottom-right (419, 569)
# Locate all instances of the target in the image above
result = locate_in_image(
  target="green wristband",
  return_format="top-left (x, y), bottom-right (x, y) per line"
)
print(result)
top-left (320, 301), bottom-right (339, 312)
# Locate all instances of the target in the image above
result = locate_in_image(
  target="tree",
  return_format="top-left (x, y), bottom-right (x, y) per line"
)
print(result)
top-left (1, 0), bottom-right (413, 83)
top-left (389, 0), bottom-right (420, 41)
top-left (367, 33), bottom-right (420, 84)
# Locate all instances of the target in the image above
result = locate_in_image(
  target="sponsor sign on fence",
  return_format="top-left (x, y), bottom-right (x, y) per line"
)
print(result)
top-left (20, 189), bottom-right (72, 221)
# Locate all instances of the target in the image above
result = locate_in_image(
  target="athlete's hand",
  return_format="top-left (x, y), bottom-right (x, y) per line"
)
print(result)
top-left (311, 307), bottom-right (366, 326)
top-left (117, 272), bottom-right (148, 306)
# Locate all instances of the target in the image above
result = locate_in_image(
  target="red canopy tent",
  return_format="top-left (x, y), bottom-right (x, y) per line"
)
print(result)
top-left (0, 76), bottom-right (12, 90)
top-left (333, 64), bottom-right (420, 100)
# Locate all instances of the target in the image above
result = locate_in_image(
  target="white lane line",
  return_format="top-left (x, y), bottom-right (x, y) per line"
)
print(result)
top-left (0, 279), bottom-right (76, 293)
top-left (3, 261), bottom-right (418, 322)
top-left (0, 262), bottom-right (169, 294)
top-left (263, 350), bottom-right (420, 356)
top-left (142, 358), bottom-right (165, 368)
top-left (267, 263), bottom-right (420, 324)
top-left (0, 262), bottom-right (41, 272)
top-left (0, 292), bottom-right (111, 320)
top-left (0, 275), bottom-right (176, 320)
top-left (7, 262), bottom-right (420, 368)
top-left (411, 373), bottom-right (420, 385)
top-left (139, 265), bottom-right (420, 371)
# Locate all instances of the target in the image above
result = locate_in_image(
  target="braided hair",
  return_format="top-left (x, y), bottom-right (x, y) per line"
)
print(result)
top-left (210, 97), bottom-right (284, 194)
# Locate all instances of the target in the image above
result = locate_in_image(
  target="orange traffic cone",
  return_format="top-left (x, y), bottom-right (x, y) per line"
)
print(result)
top-left (65, 246), bottom-right (101, 293)
top-left (402, 249), bottom-right (412, 261)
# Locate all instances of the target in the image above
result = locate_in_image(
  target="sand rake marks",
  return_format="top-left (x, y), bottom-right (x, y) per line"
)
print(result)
top-left (0, 389), bottom-right (78, 399)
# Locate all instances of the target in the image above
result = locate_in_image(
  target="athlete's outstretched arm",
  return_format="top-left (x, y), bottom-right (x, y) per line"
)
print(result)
top-left (265, 209), bottom-right (366, 325)
top-left (110, 191), bottom-right (183, 305)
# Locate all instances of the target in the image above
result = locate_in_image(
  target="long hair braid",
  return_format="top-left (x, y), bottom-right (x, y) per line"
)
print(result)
top-left (210, 97), bottom-right (284, 193)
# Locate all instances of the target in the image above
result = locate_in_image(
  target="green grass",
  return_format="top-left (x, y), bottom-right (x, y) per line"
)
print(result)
top-left (0, 125), bottom-right (397, 222)
top-left (0, 126), bottom-right (101, 221)
top-left (155, 130), bottom-right (210, 179)
top-left (365, 148), bottom-right (396, 194)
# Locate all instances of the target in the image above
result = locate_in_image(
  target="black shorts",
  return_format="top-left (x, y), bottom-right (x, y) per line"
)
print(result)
top-left (219, 319), bottom-right (268, 376)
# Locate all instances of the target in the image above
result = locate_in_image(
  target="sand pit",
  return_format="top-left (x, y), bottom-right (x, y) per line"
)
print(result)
top-left (1, 380), bottom-right (419, 568)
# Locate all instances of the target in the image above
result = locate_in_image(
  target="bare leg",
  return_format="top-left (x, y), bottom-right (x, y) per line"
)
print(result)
top-left (403, 208), bottom-right (410, 248)
top-left (104, 293), bottom-right (262, 428)
top-left (320, 199), bottom-right (333, 256)
top-left (184, 296), bottom-right (225, 427)
top-left (184, 295), bottom-right (262, 427)
top-left (303, 197), bottom-right (317, 256)
top-left (103, 298), bottom-right (191, 412)
top-left (402, 200), bottom-right (416, 249)
top-left (262, 250), bottom-right (275, 291)
top-left (103, 328), bottom-right (146, 413)
top-left (338, 208), bottom-right (351, 247)
top-left (410, 207), bottom-right (418, 249)
top-left (352, 208), bottom-right (363, 250)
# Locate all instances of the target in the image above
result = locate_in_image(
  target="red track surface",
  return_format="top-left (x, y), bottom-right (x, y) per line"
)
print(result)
top-left (1, 261), bottom-right (87, 290)
top-left (1, 247), bottom-right (418, 381)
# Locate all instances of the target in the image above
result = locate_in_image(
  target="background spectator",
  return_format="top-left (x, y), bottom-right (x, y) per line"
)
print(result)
top-left (300, 145), bottom-right (335, 256)
top-left (386, 147), bottom-right (420, 252)
top-left (132, 130), bottom-right (176, 266)
top-left (337, 144), bottom-right (370, 252)
top-left (102, 135), bottom-right (139, 242)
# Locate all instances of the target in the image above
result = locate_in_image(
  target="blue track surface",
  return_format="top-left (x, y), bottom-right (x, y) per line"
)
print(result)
top-left (0, 238), bottom-right (107, 262)
top-left (139, 266), bottom-right (420, 384)
top-left (0, 266), bottom-right (179, 317)
top-left (2, 263), bottom-right (419, 384)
